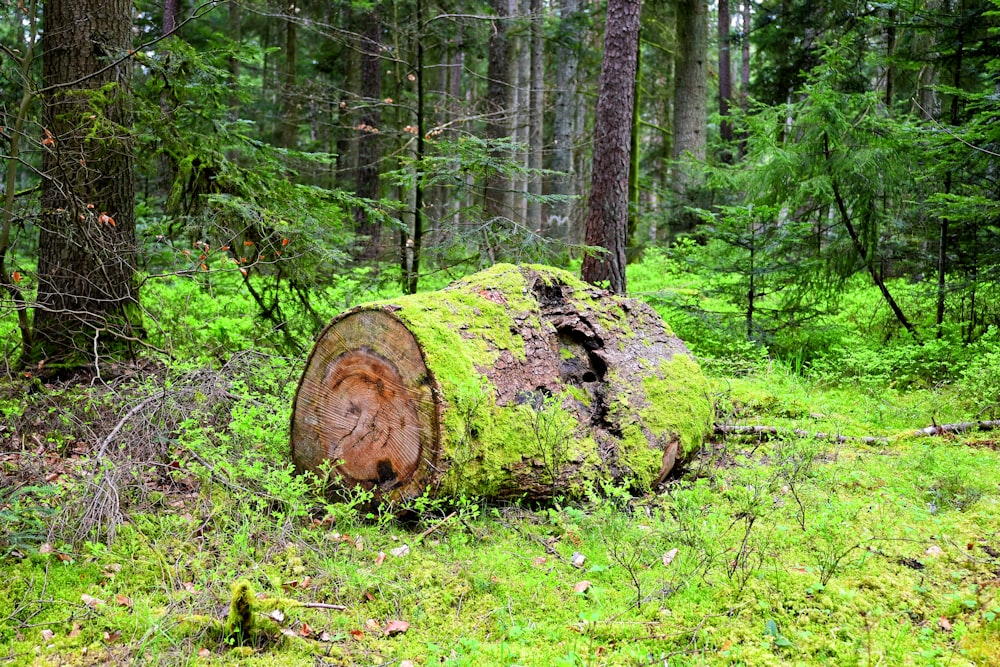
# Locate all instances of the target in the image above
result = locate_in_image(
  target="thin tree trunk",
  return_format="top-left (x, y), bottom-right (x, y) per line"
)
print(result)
top-left (355, 12), bottom-right (383, 260)
top-left (527, 0), bottom-right (544, 232)
top-left (484, 0), bottom-right (513, 224)
top-left (281, 13), bottom-right (298, 149)
top-left (405, 0), bottom-right (425, 295)
top-left (1, 0), bottom-right (38, 362)
top-left (672, 0), bottom-right (708, 165)
top-left (163, 0), bottom-right (180, 36)
top-left (738, 0), bottom-right (751, 159)
top-left (885, 7), bottom-right (896, 109)
top-left (581, 0), bottom-right (641, 294)
top-left (514, 0), bottom-right (530, 225)
top-left (226, 1), bottom-right (242, 121)
top-left (718, 0), bottom-right (733, 146)
top-left (670, 0), bottom-right (708, 235)
top-left (448, 35), bottom-right (465, 228)
top-left (826, 136), bottom-right (918, 340)
top-left (548, 0), bottom-right (581, 241)
top-left (936, 0), bottom-right (966, 338)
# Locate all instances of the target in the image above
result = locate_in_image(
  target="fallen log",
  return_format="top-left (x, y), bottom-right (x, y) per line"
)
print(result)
top-left (291, 264), bottom-right (714, 503)
top-left (908, 420), bottom-right (1000, 437)
top-left (713, 424), bottom-right (888, 445)
top-left (714, 419), bottom-right (1000, 444)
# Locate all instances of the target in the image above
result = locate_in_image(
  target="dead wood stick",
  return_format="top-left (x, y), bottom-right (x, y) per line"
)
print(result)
top-left (297, 602), bottom-right (347, 611)
top-left (909, 420), bottom-right (1000, 437)
top-left (95, 390), bottom-right (166, 459)
top-left (416, 511), bottom-right (457, 542)
top-left (714, 419), bottom-right (1000, 443)
top-left (713, 424), bottom-right (887, 444)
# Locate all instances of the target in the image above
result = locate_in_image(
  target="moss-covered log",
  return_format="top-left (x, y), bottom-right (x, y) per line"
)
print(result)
top-left (291, 264), bottom-right (713, 502)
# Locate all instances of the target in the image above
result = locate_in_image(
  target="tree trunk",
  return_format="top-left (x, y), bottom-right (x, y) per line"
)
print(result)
top-left (581, 0), bottom-right (641, 294)
top-left (226, 1), bottom-right (242, 121)
top-left (31, 0), bottom-right (139, 369)
top-left (548, 0), bottom-right (581, 241)
top-left (627, 26), bottom-right (641, 261)
top-left (484, 0), bottom-right (513, 223)
top-left (739, 0), bottom-right (750, 158)
top-left (825, 134), bottom-right (919, 341)
top-left (671, 0), bottom-right (708, 219)
top-left (937, 1), bottom-right (966, 337)
top-left (355, 11), bottom-right (383, 260)
top-left (527, 0), bottom-right (545, 232)
top-left (163, 0), bottom-right (180, 36)
top-left (291, 265), bottom-right (713, 503)
top-left (513, 0), bottom-right (530, 225)
top-left (718, 0), bottom-right (733, 146)
top-left (280, 12), bottom-right (298, 149)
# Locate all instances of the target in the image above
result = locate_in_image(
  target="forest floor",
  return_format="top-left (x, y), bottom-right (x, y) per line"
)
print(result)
top-left (2, 357), bottom-right (1000, 666)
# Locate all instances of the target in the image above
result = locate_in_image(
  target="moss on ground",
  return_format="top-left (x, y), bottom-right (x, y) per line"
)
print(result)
top-left (4, 360), bottom-right (1000, 666)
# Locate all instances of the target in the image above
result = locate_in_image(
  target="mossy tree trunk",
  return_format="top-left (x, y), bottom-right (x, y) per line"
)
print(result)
top-left (30, 0), bottom-right (139, 369)
top-left (291, 264), bottom-right (713, 503)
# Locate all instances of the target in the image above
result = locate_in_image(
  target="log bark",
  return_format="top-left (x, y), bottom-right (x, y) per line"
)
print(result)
top-left (291, 264), bottom-right (713, 503)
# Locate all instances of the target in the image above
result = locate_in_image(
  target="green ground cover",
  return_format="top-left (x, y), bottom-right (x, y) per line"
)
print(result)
top-left (2, 259), bottom-right (1000, 666)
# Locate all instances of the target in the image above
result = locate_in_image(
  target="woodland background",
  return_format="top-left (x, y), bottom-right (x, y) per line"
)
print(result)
top-left (3, 2), bottom-right (1000, 665)
top-left (1, 0), bottom-right (998, 372)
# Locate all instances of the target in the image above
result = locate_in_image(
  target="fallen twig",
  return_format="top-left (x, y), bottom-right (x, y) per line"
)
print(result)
top-left (94, 390), bottom-right (166, 459)
top-left (416, 511), bottom-right (457, 543)
top-left (297, 602), bottom-right (347, 611)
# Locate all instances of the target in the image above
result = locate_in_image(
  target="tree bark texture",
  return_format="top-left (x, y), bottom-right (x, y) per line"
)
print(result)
top-left (718, 0), bottom-right (733, 145)
top-left (484, 0), bottom-right (513, 222)
top-left (162, 0), bottom-right (179, 36)
top-left (513, 0), bottom-right (530, 225)
top-left (355, 11), bottom-right (383, 260)
top-left (672, 0), bottom-right (708, 172)
top-left (33, 0), bottom-right (139, 367)
top-left (581, 0), bottom-right (640, 295)
top-left (527, 0), bottom-right (545, 231)
top-left (291, 264), bottom-right (713, 503)
top-left (548, 0), bottom-right (581, 242)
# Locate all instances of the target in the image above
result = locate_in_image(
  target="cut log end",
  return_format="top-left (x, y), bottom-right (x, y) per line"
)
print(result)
top-left (291, 310), bottom-right (439, 498)
top-left (318, 349), bottom-right (421, 485)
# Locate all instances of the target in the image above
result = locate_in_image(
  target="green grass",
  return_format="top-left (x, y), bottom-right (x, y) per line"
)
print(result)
top-left (3, 355), bottom-right (1000, 667)
top-left (2, 256), bottom-right (1000, 665)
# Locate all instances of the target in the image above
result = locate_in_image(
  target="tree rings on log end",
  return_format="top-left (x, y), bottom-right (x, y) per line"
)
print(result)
top-left (291, 309), bottom-right (439, 501)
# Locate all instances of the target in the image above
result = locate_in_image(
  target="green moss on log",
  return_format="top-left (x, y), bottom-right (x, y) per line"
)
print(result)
top-left (641, 355), bottom-right (715, 459)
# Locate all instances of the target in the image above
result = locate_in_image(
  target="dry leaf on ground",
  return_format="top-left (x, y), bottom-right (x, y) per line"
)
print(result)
top-left (385, 619), bottom-right (410, 636)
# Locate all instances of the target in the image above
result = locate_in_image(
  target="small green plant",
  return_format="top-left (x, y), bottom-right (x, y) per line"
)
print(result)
top-left (527, 394), bottom-right (577, 492)
top-left (0, 484), bottom-right (59, 554)
top-left (958, 327), bottom-right (1000, 418)
top-left (915, 446), bottom-right (985, 514)
top-left (926, 470), bottom-right (984, 513)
